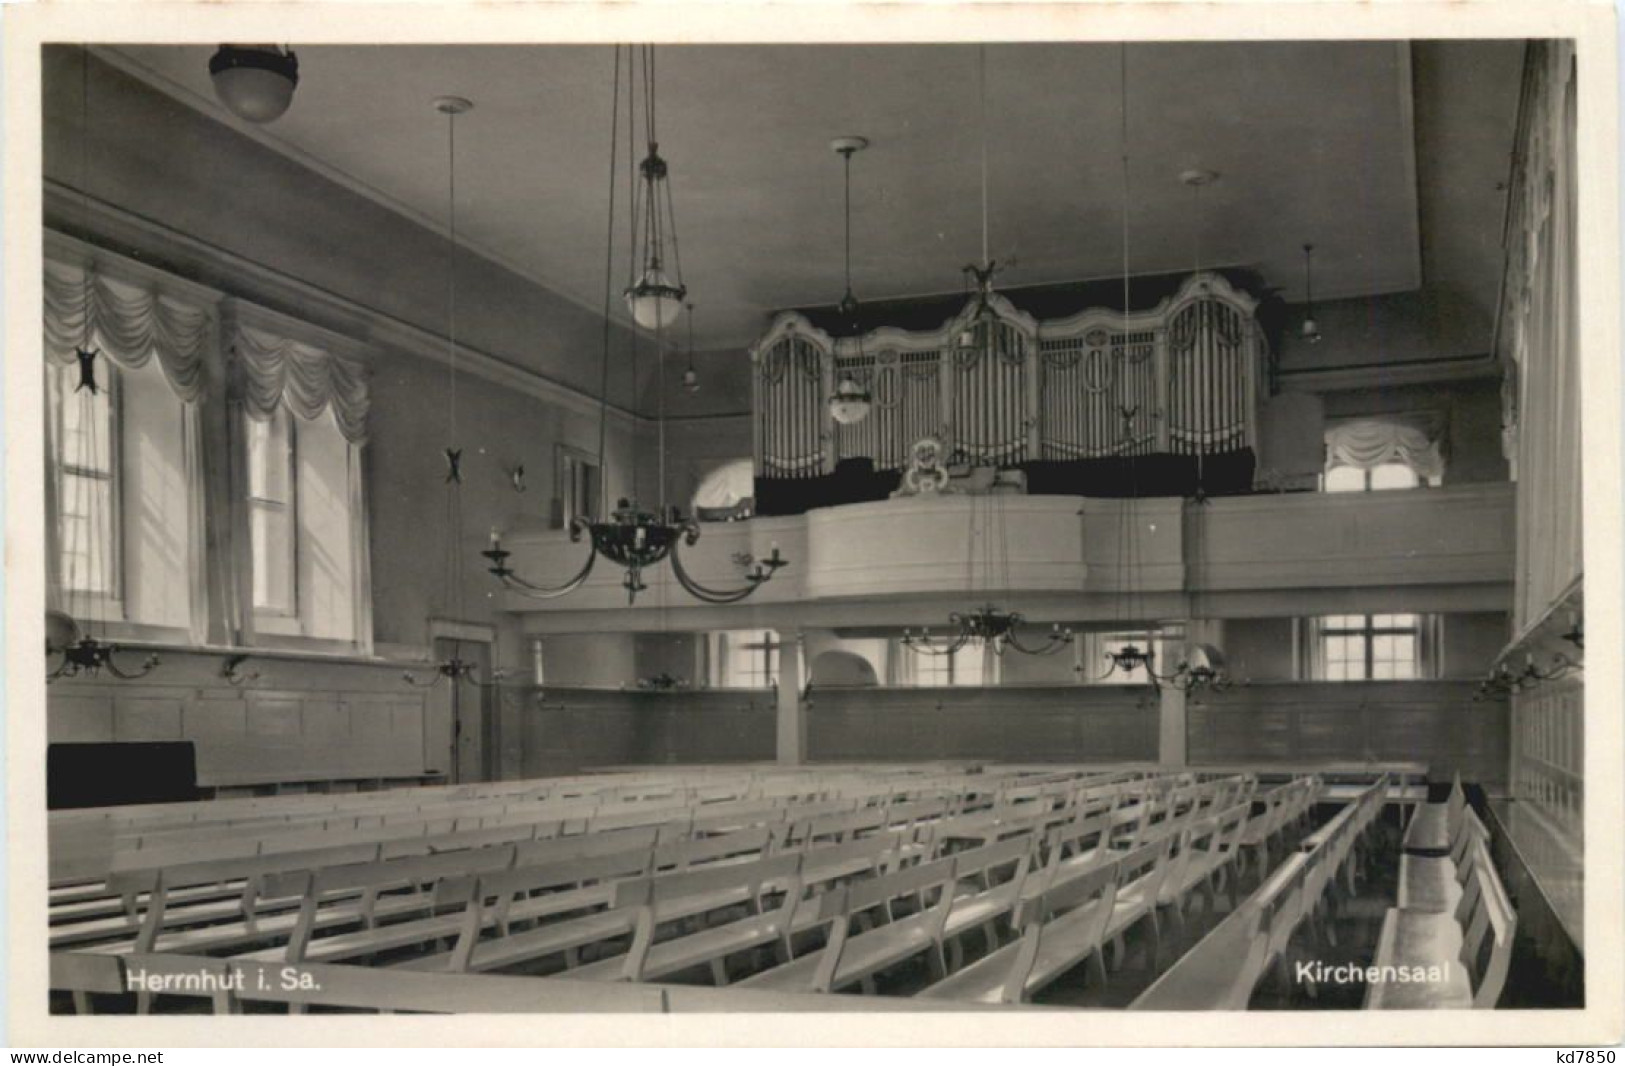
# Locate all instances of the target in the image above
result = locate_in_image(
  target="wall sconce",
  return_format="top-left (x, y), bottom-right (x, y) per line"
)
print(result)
top-left (222, 654), bottom-right (260, 687)
top-left (507, 463), bottom-right (527, 493)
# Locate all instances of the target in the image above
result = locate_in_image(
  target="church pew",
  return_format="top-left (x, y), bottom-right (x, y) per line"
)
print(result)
top-left (1365, 838), bottom-right (1516, 1010)
top-left (913, 836), bottom-right (1175, 1005)
top-left (1402, 772), bottom-right (1467, 855)
top-left (1153, 801), bottom-right (1253, 929)
top-left (733, 854), bottom-right (962, 994)
top-left (400, 826), bottom-right (932, 977)
top-left (1128, 779), bottom-right (1388, 1011)
top-left (229, 825), bottom-right (795, 968)
top-left (1397, 807), bottom-right (1489, 913)
top-left (1234, 777), bottom-right (1322, 880)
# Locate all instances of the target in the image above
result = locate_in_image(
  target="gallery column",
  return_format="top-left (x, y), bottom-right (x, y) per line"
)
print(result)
top-left (776, 630), bottom-right (806, 765)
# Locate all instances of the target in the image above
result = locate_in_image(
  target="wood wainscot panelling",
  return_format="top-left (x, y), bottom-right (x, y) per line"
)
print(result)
top-left (46, 650), bottom-right (438, 792)
top-left (519, 688), bottom-right (776, 777)
top-left (806, 687), bottom-right (1158, 763)
top-left (1193, 484), bottom-right (1514, 592)
top-left (1186, 680), bottom-right (1507, 789)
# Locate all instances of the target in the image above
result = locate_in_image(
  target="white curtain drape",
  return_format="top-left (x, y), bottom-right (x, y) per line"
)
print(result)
top-left (1324, 417), bottom-right (1444, 479)
top-left (230, 322), bottom-right (370, 444)
top-left (43, 261), bottom-right (212, 401)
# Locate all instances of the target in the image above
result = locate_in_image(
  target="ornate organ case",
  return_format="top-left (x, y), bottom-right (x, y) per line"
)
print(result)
top-left (751, 272), bottom-right (1266, 502)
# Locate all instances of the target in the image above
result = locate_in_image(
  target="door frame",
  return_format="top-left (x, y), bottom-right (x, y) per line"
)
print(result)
top-left (427, 619), bottom-right (496, 783)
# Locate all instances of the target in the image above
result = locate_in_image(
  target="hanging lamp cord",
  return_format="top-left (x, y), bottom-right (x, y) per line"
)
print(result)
top-left (594, 46), bottom-right (622, 519)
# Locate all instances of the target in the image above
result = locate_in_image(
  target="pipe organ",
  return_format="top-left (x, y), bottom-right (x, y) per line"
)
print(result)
top-left (750, 273), bottom-right (1267, 509)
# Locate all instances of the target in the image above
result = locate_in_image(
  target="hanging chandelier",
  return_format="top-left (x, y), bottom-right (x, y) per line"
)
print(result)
top-left (903, 606), bottom-right (1070, 658)
top-left (956, 46), bottom-right (1003, 365)
top-left (827, 135), bottom-right (872, 425)
top-left (624, 46), bottom-right (686, 331)
top-left (47, 48), bottom-right (160, 686)
top-left (1095, 639), bottom-right (1233, 692)
top-left (405, 94), bottom-right (483, 690)
top-left (484, 45), bottom-right (788, 607)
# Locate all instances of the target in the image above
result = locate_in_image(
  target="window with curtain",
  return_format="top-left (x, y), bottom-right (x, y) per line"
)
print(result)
top-left (230, 309), bottom-right (372, 650)
top-left (1321, 417), bottom-right (1444, 491)
top-left (1308, 613), bottom-right (1438, 680)
top-left (44, 256), bottom-right (207, 639)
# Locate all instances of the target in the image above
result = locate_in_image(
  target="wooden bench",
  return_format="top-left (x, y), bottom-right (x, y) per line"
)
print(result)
top-left (1397, 807), bottom-right (1489, 913)
top-left (1129, 779), bottom-right (1388, 1011)
top-left (1366, 838), bottom-right (1516, 1010)
top-left (915, 836), bottom-right (1175, 1005)
top-left (1402, 772), bottom-right (1466, 855)
top-left (735, 855), bottom-right (961, 994)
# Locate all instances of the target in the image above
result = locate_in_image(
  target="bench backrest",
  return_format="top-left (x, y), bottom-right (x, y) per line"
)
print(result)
top-left (818, 855), bottom-right (959, 924)
top-left (438, 846), bottom-right (654, 908)
top-left (1456, 841), bottom-right (1517, 1008)
top-left (613, 850), bottom-right (802, 915)
top-left (267, 843), bottom-right (517, 900)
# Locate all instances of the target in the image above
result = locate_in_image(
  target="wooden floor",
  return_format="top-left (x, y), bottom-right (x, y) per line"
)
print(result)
top-left (46, 762), bottom-right (1521, 1015)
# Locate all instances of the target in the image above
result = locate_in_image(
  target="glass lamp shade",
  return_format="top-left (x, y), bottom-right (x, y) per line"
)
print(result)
top-left (828, 377), bottom-right (873, 425)
top-left (625, 268), bottom-right (687, 331)
top-left (45, 609), bottom-right (82, 653)
top-left (681, 367), bottom-right (700, 393)
top-left (1299, 316), bottom-right (1322, 344)
top-left (209, 47), bottom-right (299, 124)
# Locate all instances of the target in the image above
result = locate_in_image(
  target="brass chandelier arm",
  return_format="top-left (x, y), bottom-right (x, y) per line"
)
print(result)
top-left (482, 542), bottom-right (598, 602)
top-left (1001, 628), bottom-right (1072, 657)
top-left (666, 529), bottom-right (787, 606)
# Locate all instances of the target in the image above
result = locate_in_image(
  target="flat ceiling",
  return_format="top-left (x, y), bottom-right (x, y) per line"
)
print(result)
top-left (108, 41), bottom-right (1512, 349)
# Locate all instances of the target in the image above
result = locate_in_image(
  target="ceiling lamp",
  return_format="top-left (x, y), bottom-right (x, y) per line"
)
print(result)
top-left (624, 46), bottom-right (687, 331)
top-left (1300, 243), bottom-right (1323, 344)
top-left (680, 302), bottom-right (700, 393)
top-left (826, 135), bottom-right (873, 426)
top-left (903, 606), bottom-right (1071, 658)
top-left (485, 46), bottom-right (787, 607)
top-left (828, 377), bottom-right (873, 426)
top-left (406, 94), bottom-right (482, 689)
top-left (209, 45), bottom-right (299, 124)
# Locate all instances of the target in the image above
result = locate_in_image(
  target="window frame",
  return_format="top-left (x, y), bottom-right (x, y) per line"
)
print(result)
top-left (556, 444), bottom-right (603, 528)
top-left (1321, 461), bottom-right (1440, 493)
top-left (50, 357), bottom-right (126, 616)
top-left (245, 405), bottom-right (300, 621)
top-left (708, 629), bottom-right (780, 689)
top-left (1310, 613), bottom-right (1432, 681)
top-left (903, 639), bottom-right (989, 687)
